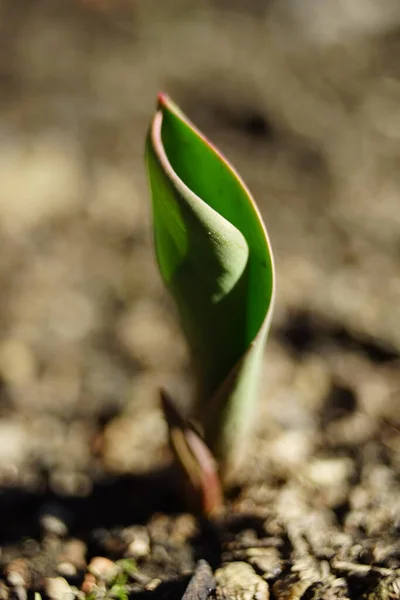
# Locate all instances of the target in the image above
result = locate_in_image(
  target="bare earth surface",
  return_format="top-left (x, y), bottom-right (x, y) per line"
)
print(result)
top-left (0, 1), bottom-right (399, 598)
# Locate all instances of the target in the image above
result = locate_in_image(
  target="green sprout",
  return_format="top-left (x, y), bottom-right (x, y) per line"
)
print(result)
top-left (146, 94), bottom-right (275, 515)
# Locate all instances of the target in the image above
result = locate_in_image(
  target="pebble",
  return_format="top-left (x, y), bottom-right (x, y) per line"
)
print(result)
top-left (0, 421), bottom-right (27, 466)
top-left (81, 556), bottom-right (120, 595)
top-left (40, 515), bottom-right (68, 538)
top-left (38, 502), bottom-right (72, 537)
top-left (170, 514), bottom-right (198, 545)
top-left (46, 577), bottom-right (74, 600)
top-left (0, 581), bottom-right (10, 600)
top-left (115, 300), bottom-right (185, 370)
top-left (122, 525), bottom-right (150, 558)
top-left (102, 410), bottom-right (166, 474)
top-left (215, 562), bottom-right (269, 600)
top-left (0, 339), bottom-right (36, 386)
top-left (270, 430), bottom-right (313, 470)
top-left (59, 539), bottom-right (87, 570)
top-left (305, 457), bottom-right (353, 488)
top-left (145, 579), bottom-right (161, 591)
top-left (0, 134), bottom-right (83, 234)
top-left (6, 559), bottom-right (30, 588)
top-left (7, 572), bottom-right (25, 588)
top-left (272, 574), bottom-right (311, 600)
top-left (56, 563), bottom-right (77, 578)
top-left (81, 573), bottom-right (96, 596)
top-left (246, 547), bottom-right (283, 580)
top-left (87, 556), bottom-right (119, 581)
top-left (126, 535), bottom-right (150, 559)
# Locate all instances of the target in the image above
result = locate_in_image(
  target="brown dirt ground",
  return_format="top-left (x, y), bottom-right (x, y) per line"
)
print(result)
top-left (0, 1), bottom-right (399, 599)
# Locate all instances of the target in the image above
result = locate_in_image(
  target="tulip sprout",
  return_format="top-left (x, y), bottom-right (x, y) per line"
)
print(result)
top-left (146, 94), bottom-right (275, 515)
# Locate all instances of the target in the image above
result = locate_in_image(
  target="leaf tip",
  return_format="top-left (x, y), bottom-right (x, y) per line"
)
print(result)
top-left (157, 92), bottom-right (170, 109)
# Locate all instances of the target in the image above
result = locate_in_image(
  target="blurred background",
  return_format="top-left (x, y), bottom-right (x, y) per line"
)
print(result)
top-left (0, 0), bottom-right (399, 508)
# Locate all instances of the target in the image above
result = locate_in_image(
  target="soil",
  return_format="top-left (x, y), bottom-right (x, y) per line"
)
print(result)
top-left (0, 1), bottom-right (399, 599)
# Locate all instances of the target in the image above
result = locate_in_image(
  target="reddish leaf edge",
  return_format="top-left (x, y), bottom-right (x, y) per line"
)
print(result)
top-left (160, 388), bottom-right (224, 517)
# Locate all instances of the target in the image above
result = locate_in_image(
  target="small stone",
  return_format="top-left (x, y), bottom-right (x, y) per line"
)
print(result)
top-left (56, 563), bottom-right (77, 578)
top-left (306, 458), bottom-right (352, 488)
top-left (115, 300), bottom-right (185, 371)
top-left (215, 562), bottom-right (269, 600)
top-left (103, 410), bottom-right (166, 474)
top-left (0, 134), bottom-right (83, 234)
top-left (81, 573), bottom-right (96, 596)
top-left (247, 547), bottom-right (283, 580)
top-left (59, 539), bottom-right (87, 569)
top-left (82, 555), bottom-right (120, 595)
top-left (39, 502), bottom-right (72, 536)
top-left (46, 577), bottom-right (74, 600)
top-left (272, 574), bottom-right (311, 600)
top-left (146, 579), bottom-right (161, 591)
top-left (7, 572), bottom-right (25, 588)
top-left (270, 431), bottom-right (313, 470)
top-left (87, 556), bottom-right (119, 581)
top-left (126, 535), bottom-right (150, 559)
top-left (122, 526), bottom-right (150, 559)
top-left (170, 515), bottom-right (198, 545)
top-left (40, 515), bottom-right (68, 537)
top-left (0, 581), bottom-right (9, 600)
top-left (0, 339), bottom-right (36, 386)
top-left (0, 421), bottom-right (27, 466)
top-left (6, 559), bottom-right (29, 587)
top-left (47, 290), bottom-right (95, 342)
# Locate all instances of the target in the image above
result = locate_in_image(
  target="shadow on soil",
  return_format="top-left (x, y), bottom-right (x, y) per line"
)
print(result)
top-left (0, 467), bottom-right (183, 545)
top-left (277, 308), bottom-right (400, 362)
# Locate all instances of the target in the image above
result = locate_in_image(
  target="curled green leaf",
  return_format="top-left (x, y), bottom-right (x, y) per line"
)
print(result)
top-left (146, 94), bottom-right (275, 483)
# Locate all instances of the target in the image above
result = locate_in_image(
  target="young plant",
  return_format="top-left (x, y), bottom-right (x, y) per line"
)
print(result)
top-left (146, 94), bottom-right (275, 515)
